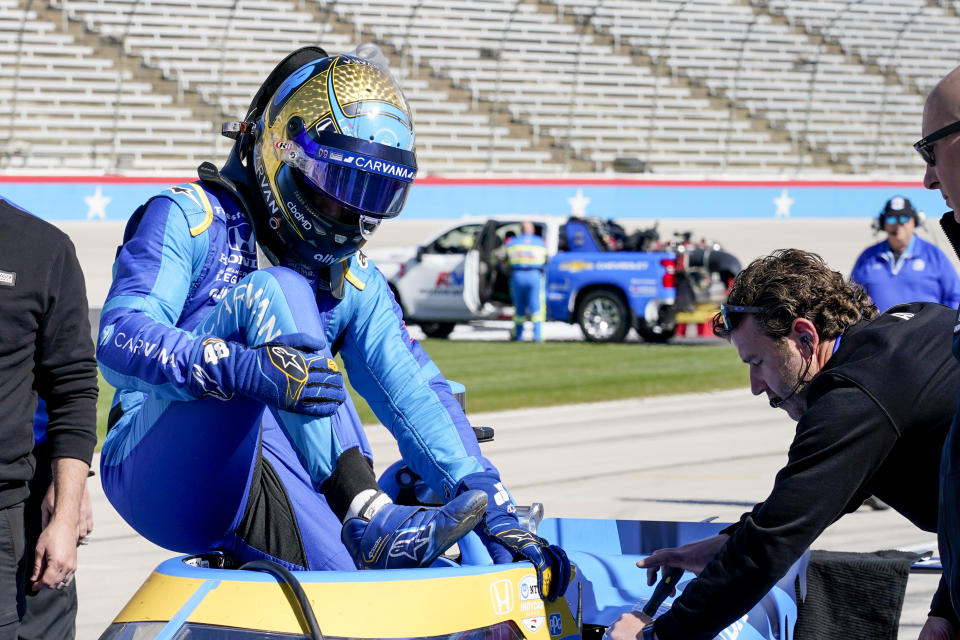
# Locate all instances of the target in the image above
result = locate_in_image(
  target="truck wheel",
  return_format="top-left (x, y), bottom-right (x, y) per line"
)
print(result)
top-left (577, 291), bottom-right (630, 343)
top-left (420, 322), bottom-right (456, 339)
top-left (636, 319), bottom-right (677, 343)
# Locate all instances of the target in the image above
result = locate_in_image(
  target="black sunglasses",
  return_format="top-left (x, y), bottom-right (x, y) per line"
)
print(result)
top-left (914, 120), bottom-right (960, 166)
top-left (719, 303), bottom-right (764, 331)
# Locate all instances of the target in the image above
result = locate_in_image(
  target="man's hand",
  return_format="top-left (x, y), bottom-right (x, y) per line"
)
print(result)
top-left (32, 457), bottom-right (87, 592)
top-left (919, 615), bottom-right (960, 640)
top-left (190, 333), bottom-right (346, 417)
top-left (456, 472), bottom-right (573, 601)
top-left (78, 483), bottom-right (94, 543)
top-left (41, 481), bottom-right (93, 544)
top-left (637, 534), bottom-right (729, 587)
top-left (32, 517), bottom-right (78, 591)
top-left (607, 612), bottom-right (651, 640)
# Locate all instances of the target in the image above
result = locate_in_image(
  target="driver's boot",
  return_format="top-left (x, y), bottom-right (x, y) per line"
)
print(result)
top-left (341, 490), bottom-right (487, 569)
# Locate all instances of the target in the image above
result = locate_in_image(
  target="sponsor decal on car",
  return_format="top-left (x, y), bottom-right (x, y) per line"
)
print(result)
top-left (521, 616), bottom-right (545, 633)
top-left (490, 579), bottom-right (513, 615)
top-left (548, 613), bottom-right (563, 636)
top-left (519, 574), bottom-right (540, 601)
top-left (597, 260), bottom-right (649, 271)
top-left (558, 260), bottom-right (594, 273)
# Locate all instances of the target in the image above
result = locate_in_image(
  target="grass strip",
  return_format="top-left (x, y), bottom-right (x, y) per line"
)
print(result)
top-left (96, 340), bottom-right (747, 448)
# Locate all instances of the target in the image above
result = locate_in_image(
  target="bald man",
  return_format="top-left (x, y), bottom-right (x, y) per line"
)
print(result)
top-left (919, 65), bottom-right (960, 640)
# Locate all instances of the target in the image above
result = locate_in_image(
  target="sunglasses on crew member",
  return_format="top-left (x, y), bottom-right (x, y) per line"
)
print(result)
top-left (914, 120), bottom-right (960, 166)
top-left (884, 215), bottom-right (912, 226)
top-left (719, 303), bottom-right (764, 332)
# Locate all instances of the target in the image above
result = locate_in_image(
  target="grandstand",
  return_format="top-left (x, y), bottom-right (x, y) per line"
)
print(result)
top-left (1, 0), bottom-right (956, 177)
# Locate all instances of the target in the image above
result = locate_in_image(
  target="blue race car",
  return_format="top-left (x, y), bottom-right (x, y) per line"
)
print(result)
top-left (97, 512), bottom-right (805, 640)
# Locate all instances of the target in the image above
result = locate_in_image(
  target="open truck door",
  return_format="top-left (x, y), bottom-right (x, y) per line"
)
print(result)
top-left (463, 219), bottom-right (501, 313)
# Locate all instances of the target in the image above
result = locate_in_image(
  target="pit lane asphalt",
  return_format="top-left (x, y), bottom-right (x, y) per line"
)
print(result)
top-left (77, 386), bottom-right (940, 640)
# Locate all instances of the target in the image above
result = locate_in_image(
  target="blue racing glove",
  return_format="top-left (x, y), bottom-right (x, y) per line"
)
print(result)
top-left (457, 471), bottom-right (573, 601)
top-left (188, 333), bottom-right (345, 417)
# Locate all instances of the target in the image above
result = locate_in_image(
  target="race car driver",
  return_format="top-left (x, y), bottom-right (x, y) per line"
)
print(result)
top-left (608, 249), bottom-right (959, 640)
top-left (97, 44), bottom-right (570, 596)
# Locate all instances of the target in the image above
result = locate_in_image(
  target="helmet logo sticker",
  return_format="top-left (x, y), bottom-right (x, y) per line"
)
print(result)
top-left (313, 253), bottom-right (339, 266)
top-left (285, 200), bottom-right (313, 231)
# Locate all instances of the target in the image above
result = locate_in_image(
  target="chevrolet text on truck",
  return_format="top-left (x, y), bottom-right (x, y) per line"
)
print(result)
top-left (368, 215), bottom-right (740, 343)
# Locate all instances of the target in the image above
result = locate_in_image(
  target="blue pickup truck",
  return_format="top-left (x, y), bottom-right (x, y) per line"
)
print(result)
top-left (369, 215), bottom-right (740, 343)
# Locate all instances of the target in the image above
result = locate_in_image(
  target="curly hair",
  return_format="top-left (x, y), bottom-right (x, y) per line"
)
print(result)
top-left (712, 249), bottom-right (877, 340)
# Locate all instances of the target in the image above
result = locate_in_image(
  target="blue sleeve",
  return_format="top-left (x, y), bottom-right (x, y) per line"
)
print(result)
top-left (33, 398), bottom-right (48, 445)
top-left (96, 197), bottom-right (205, 401)
top-left (935, 248), bottom-right (960, 308)
top-left (849, 250), bottom-right (868, 288)
top-left (337, 267), bottom-right (494, 498)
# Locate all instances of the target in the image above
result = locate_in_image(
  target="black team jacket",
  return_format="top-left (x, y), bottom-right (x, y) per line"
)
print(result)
top-left (0, 199), bottom-right (97, 509)
top-left (655, 300), bottom-right (960, 639)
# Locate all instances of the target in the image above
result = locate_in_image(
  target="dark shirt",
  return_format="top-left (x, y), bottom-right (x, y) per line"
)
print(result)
top-left (0, 199), bottom-right (97, 509)
top-left (939, 210), bottom-right (960, 621)
top-left (656, 302), bottom-right (959, 639)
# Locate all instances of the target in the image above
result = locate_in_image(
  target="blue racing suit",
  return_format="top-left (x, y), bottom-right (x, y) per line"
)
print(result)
top-left (506, 233), bottom-right (548, 342)
top-left (97, 181), bottom-right (491, 570)
top-left (850, 235), bottom-right (960, 312)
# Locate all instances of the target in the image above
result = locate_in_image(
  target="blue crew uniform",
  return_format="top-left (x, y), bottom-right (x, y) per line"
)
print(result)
top-left (97, 181), bottom-right (493, 571)
top-left (506, 233), bottom-right (548, 342)
top-left (850, 235), bottom-right (960, 312)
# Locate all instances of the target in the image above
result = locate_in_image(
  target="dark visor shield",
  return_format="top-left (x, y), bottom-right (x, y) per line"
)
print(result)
top-left (286, 166), bottom-right (381, 238)
top-left (281, 130), bottom-right (416, 219)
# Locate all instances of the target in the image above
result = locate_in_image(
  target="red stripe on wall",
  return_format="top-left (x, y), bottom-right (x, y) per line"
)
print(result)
top-left (0, 175), bottom-right (925, 188)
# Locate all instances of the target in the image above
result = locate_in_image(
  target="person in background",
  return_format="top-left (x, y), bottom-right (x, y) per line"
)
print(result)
top-left (0, 197), bottom-right (98, 640)
top-left (850, 195), bottom-right (960, 312)
top-left (506, 221), bottom-right (548, 342)
top-left (608, 249), bottom-right (958, 640)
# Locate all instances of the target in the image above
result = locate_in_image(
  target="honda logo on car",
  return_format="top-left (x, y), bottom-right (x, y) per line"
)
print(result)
top-left (490, 579), bottom-right (513, 615)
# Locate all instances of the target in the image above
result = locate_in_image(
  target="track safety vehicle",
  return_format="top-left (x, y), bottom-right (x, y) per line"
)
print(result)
top-left (368, 216), bottom-right (740, 343)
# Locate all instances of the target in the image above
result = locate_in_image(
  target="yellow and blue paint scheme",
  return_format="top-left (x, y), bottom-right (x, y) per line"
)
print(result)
top-left (101, 518), bottom-right (806, 640)
top-left (107, 556), bottom-right (579, 639)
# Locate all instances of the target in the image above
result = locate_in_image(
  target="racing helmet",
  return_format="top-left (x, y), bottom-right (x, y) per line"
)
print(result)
top-left (246, 45), bottom-right (417, 268)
